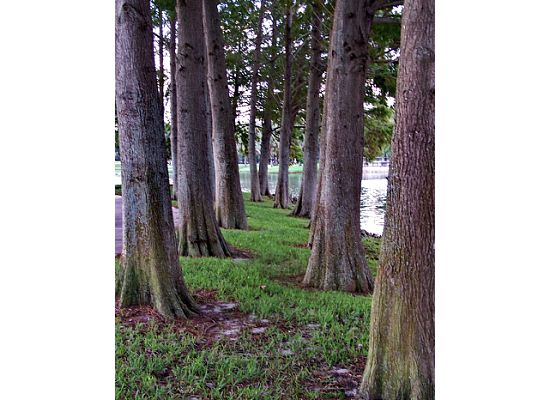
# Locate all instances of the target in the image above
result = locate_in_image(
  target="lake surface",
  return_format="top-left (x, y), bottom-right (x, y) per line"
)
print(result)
top-left (115, 161), bottom-right (388, 235)
top-left (240, 172), bottom-right (387, 235)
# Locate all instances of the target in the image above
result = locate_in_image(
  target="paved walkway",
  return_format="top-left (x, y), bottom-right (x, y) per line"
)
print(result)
top-left (115, 196), bottom-right (180, 256)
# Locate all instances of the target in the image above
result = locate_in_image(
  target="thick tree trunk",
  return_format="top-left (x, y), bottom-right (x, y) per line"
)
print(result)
top-left (175, 0), bottom-right (231, 258)
top-left (307, 64), bottom-right (330, 245)
top-left (115, 0), bottom-right (198, 319)
top-left (292, 2), bottom-right (322, 218)
top-left (258, 116), bottom-right (272, 196)
top-left (205, 87), bottom-right (216, 200)
top-left (273, 4), bottom-right (293, 209)
top-left (158, 8), bottom-right (165, 123)
top-left (247, 0), bottom-right (267, 202)
top-left (360, 0), bottom-right (435, 397)
top-left (203, 0), bottom-right (248, 230)
top-left (169, 15), bottom-right (178, 200)
top-left (302, 0), bottom-right (375, 293)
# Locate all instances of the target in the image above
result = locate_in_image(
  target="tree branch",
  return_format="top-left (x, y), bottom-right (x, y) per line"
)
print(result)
top-left (369, 0), bottom-right (404, 13)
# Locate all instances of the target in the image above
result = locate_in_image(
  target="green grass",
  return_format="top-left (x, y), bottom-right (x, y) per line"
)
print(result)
top-left (116, 193), bottom-right (381, 399)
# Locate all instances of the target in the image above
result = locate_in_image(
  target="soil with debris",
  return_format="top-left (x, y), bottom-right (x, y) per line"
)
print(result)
top-left (116, 289), bottom-right (367, 398)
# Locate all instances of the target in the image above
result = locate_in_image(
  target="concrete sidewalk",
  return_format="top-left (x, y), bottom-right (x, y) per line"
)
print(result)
top-left (115, 196), bottom-right (180, 256)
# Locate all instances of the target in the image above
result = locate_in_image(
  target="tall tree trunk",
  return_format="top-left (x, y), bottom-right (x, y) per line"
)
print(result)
top-left (273, 3), bottom-right (293, 209)
top-left (360, 0), bottom-right (435, 397)
top-left (203, 0), bottom-right (248, 230)
top-left (115, 0), bottom-right (198, 319)
top-left (232, 43), bottom-right (241, 123)
top-left (259, 8), bottom-right (279, 198)
top-left (258, 116), bottom-right (272, 196)
top-left (175, 0), bottom-right (231, 258)
top-left (169, 15), bottom-right (178, 200)
top-left (247, 0), bottom-right (267, 202)
top-left (302, 0), bottom-right (375, 293)
top-left (292, 2), bottom-right (322, 218)
top-left (158, 7), bottom-right (165, 123)
top-left (205, 86), bottom-right (216, 200)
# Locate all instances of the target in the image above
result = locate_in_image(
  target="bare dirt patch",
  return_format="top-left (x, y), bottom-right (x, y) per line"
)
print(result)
top-left (229, 246), bottom-right (255, 261)
top-left (116, 289), bottom-right (271, 345)
top-left (303, 355), bottom-right (367, 399)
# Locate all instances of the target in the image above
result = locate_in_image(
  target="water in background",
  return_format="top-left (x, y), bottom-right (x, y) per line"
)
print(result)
top-left (116, 161), bottom-right (388, 236)
top-left (239, 171), bottom-right (387, 235)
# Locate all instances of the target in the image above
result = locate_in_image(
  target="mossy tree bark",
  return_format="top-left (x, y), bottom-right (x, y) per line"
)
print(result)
top-left (293, 1), bottom-right (322, 218)
top-left (203, 0), bottom-right (248, 230)
top-left (169, 15), bottom-right (178, 200)
top-left (115, 0), bottom-right (198, 319)
top-left (360, 0), bottom-right (435, 397)
top-left (302, 0), bottom-right (375, 294)
top-left (247, 0), bottom-right (267, 202)
top-left (175, 0), bottom-right (231, 258)
top-left (273, 3), bottom-right (293, 209)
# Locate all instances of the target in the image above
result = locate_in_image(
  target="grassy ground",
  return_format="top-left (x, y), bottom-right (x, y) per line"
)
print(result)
top-left (116, 194), bottom-right (380, 399)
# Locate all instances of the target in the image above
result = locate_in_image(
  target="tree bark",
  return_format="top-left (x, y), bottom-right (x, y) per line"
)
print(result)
top-left (205, 86), bottom-right (216, 200)
top-left (115, 0), bottom-right (198, 319)
top-left (360, 0), bottom-right (435, 397)
top-left (259, 10), bottom-right (279, 198)
top-left (258, 116), bottom-right (272, 196)
top-left (273, 3), bottom-right (293, 209)
top-left (302, 0), bottom-right (375, 293)
top-left (169, 15), bottom-right (178, 200)
top-left (292, 1), bottom-right (322, 218)
top-left (158, 7), bottom-right (165, 124)
top-left (203, 0), bottom-right (248, 230)
top-left (232, 43), bottom-right (241, 123)
top-left (175, 0), bottom-right (231, 258)
top-left (247, 0), bottom-right (267, 202)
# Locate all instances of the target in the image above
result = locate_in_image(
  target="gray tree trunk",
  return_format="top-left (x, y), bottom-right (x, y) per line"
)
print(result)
top-left (115, 0), bottom-right (198, 319)
top-left (175, 0), bottom-right (231, 258)
top-left (292, 2), bottom-right (322, 218)
top-left (169, 15), bottom-right (178, 200)
top-left (158, 7), bottom-right (165, 123)
top-left (303, 0), bottom-right (375, 293)
top-left (247, 0), bottom-right (267, 202)
top-left (360, 0), bottom-right (435, 397)
top-left (273, 4), bottom-right (293, 209)
top-left (258, 116), bottom-right (272, 196)
top-left (259, 8), bottom-right (279, 198)
top-left (205, 87), bottom-right (216, 199)
top-left (203, 0), bottom-right (248, 229)
top-left (232, 43), bottom-right (241, 122)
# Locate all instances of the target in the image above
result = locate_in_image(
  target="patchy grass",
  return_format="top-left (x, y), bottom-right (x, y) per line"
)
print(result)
top-left (116, 193), bottom-right (381, 399)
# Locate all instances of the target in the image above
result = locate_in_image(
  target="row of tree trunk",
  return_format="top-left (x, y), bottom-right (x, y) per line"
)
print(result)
top-left (115, 0), bottom-right (254, 319)
top-left (117, 0), bottom-right (434, 395)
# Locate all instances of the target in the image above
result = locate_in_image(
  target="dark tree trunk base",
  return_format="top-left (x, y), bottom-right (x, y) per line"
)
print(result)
top-left (118, 256), bottom-right (199, 319)
top-left (303, 207), bottom-right (374, 294)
